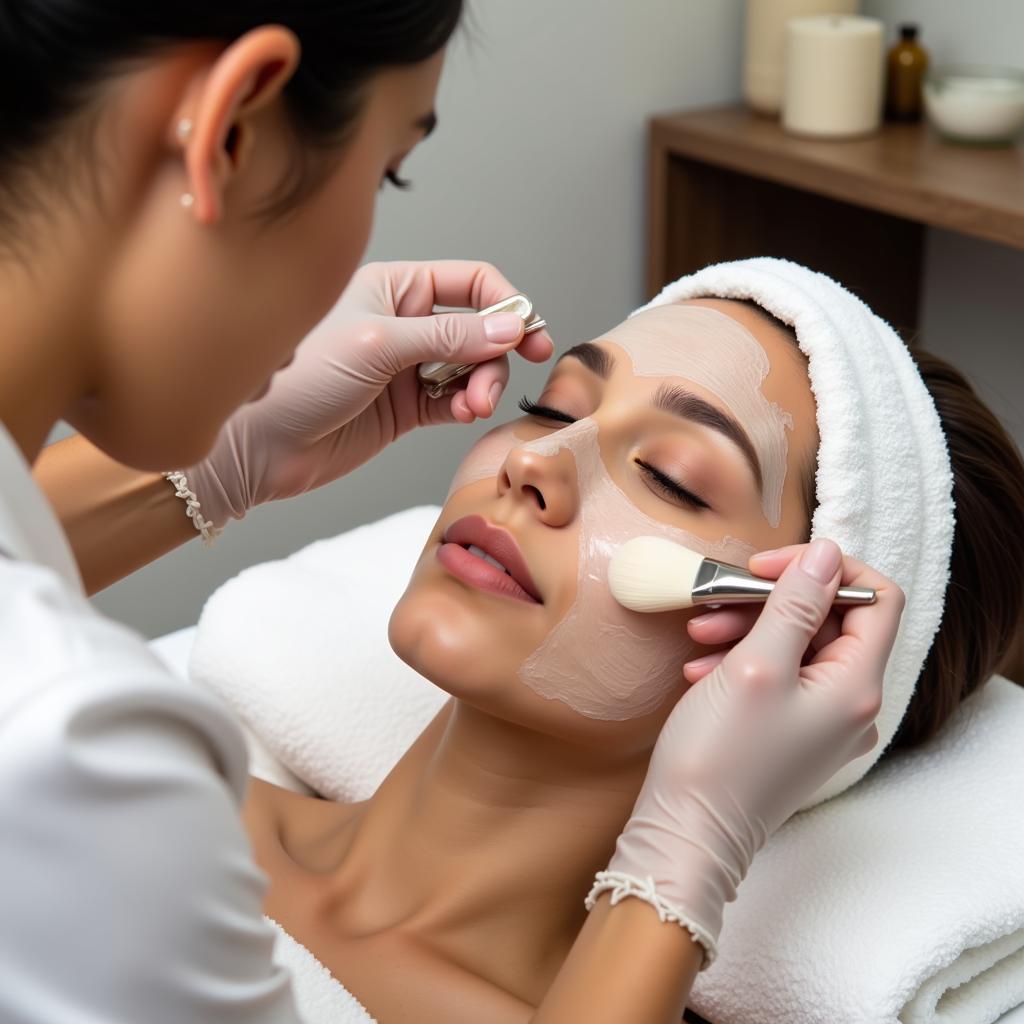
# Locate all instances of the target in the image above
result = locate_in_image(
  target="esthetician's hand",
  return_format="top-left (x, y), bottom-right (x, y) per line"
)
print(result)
top-left (184, 260), bottom-right (554, 526)
top-left (605, 539), bottom-right (904, 967)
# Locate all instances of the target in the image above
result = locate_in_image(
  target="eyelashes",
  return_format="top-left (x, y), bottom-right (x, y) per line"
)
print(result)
top-left (634, 458), bottom-right (711, 511)
top-left (517, 396), bottom-right (575, 423)
top-left (516, 397), bottom-right (711, 512)
top-left (380, 170), bottom-right (412, 191)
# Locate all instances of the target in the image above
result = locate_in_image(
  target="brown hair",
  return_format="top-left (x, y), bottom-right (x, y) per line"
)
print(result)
top-left (886, 349), bottom-right (1024, 752)
top-left (732, 298), bottom-right (1024, 753)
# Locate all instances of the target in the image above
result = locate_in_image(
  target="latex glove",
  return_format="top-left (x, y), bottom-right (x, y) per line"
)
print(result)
top-left (185, 260), bottom-right (554, 527)
top-left (597, 539), bottom-right (904, 968)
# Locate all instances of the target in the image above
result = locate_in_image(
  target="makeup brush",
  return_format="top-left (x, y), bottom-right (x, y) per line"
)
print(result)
top-left (608, 536), bottom-right (876, 613)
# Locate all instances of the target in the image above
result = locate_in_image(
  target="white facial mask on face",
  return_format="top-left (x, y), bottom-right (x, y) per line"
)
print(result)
top-left (443, 303), bottom-right (796, 718)
top-left (446, 422), bottom-right (522, 499)
top-left (448, 419), bottom-right (754, 721)
top-left (513, 419), bottom-right (754, 720)
top-left (604, 305), bottom-right (793, 528)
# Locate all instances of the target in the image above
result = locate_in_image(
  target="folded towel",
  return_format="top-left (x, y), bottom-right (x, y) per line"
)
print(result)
top-left (190, 506), bottom-right (1024, 1024)
top-left (634, 257), bottom-right (956, 810)
top-left (692, 674), bottom-right (1024, 1024)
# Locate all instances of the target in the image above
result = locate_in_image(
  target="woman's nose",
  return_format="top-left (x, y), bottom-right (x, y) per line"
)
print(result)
top-left (498, 445), bottom-right (580, 527)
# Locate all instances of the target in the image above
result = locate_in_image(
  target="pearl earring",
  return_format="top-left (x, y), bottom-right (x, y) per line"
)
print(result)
top-left (177, 119), bottom-right (195, 211)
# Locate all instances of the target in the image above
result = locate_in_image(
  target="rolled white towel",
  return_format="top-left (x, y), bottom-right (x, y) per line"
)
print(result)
top-left (634, 257), bottom-right (957, 810)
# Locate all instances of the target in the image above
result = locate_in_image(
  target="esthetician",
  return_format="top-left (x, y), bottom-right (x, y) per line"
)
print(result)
top-left (0, 2), bottom-right (905, 1021)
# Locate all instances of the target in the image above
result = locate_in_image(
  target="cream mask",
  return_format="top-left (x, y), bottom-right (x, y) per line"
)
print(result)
top-left (447, 423), bottom-right (524, 499)
top-left (612, 304), bottom-right (793, 527)
top-left (447, 418), bottom-right (754, 721)
top-left (443, 305), bottom-right (791, 719)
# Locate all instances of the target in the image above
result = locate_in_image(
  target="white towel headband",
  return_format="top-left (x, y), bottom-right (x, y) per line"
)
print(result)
top-left (632, 257), bottom-right (956, 809)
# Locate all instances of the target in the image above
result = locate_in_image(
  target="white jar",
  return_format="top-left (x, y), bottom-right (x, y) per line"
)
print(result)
top-left (923, 66), bottom-right (1024, 144)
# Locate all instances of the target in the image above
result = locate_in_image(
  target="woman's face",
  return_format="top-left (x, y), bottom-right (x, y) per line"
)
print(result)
top-left (390, 299), bottom-right (819, 755)
top-left (70, 51), bottom-right (445, 471)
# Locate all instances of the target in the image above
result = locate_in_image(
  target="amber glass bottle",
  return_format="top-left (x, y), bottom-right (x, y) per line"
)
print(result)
top-left (886, 24), bottom-right (929, 121)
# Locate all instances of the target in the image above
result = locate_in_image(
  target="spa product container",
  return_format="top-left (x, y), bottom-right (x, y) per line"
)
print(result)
top-left (885, 24), bottom-right (928, 122)
top-left (923, 65), bottom-right (1024, 145)
top-left (743, 0), bottom-right (858, 115)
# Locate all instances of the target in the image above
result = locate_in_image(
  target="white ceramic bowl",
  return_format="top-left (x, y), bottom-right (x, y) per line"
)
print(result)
top-left (923, 65), bottom-right (1024, 144)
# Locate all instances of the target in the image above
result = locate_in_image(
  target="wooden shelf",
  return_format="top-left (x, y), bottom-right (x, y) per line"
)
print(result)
top-left (652, 105), bottom-right (1024, 249)
top-left (647, 104), bottom-right (1024, 331)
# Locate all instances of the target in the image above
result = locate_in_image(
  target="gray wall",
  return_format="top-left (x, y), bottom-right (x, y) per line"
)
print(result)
top-left (860, 0), bottom-right (1024, 446)
top-left (91, 0), bottom-right (747, 637)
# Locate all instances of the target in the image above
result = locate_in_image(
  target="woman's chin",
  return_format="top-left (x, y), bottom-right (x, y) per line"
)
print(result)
top-left (388, 584), bottom-right (521, 696)
top-left (388, 584), bottom-right (687, 751)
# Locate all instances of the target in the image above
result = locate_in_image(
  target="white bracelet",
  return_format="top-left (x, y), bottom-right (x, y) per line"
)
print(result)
top-left (584, 870), bottom-right (718, 971)
top-left (163, 471), bottom-right (222, 548)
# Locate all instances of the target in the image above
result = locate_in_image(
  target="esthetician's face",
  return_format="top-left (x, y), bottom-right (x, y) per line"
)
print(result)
top-left (68, 50), bottom-right (445, 471)
top-left (389, 299), bottom-right (819, 755)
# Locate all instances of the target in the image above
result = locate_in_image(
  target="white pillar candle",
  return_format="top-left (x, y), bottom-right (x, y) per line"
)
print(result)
top-left (744, 0), bottom-right (859, 115)
top-left (783, 15), bottom-right (885, 138)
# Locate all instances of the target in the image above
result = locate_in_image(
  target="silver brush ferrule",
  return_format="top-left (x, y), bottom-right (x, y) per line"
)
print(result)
top-left (691, 559), bottom-right (876, 606)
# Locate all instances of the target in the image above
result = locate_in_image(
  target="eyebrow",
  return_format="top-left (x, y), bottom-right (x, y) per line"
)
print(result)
top-left (556, 342), bottom-right (763, 492)
top-left (556, 342), bottom-right (612, 379)
top-left (653, 384), bottom-right (763, 493)
top-left (415, 111), bottom-right (438, 138)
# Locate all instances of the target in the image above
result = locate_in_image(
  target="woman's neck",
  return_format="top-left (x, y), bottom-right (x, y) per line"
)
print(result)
top-left (312, 699), bottom-right (649, 987)
top-left (0, 222), bottom-right (95, 463)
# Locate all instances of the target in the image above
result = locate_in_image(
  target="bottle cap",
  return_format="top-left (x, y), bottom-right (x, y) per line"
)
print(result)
top-left (899, 24), bottom-right (919, 41)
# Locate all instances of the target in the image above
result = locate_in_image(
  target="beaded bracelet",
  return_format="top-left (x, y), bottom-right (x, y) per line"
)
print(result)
top-left (584, 869), bottom-right (718, 970)
top-left (163, 471), bottom-right (222, 548)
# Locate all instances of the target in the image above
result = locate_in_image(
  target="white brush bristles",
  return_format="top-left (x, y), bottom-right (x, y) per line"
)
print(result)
top-left (607, 536), bottom-right (707, 612)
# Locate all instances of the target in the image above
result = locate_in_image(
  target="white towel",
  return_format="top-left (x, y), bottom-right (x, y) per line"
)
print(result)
top-left (191, 506), bottom-right (449, 803)
top-left (270, 919), bottom-right (376, 1024)
top-left (634, 257), bottom-right (957, 810)
top-left (690, 674), bottom-right (1024, 1024)
top-left (190, 506), bottom-right (1024, 1024)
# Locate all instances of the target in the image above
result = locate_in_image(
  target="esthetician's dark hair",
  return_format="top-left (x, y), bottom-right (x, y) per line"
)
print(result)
top-left (738, 299), bottom-right (1024, 754)
top-left (0, 0), bottom-right (462, 218)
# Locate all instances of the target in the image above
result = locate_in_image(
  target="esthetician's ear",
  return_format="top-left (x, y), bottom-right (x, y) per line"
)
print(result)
top-left (177, 26), bottom-right (300, 226)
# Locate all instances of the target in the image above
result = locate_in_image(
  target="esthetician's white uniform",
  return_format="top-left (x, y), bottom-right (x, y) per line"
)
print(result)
top-left (0, 422), bottom-right (300, 1022)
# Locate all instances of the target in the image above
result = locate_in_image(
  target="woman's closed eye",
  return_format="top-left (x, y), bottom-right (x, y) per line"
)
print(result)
top-left (517, 396), bottom-right (575, 424)
top-left (517, 396), bottom-right (712, 512)
top-left (634, 458), bottom-right (711, 511)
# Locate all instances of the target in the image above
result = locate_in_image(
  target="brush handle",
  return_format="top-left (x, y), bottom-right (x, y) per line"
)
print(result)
top-left (692, 560), bottom-right (876, 606)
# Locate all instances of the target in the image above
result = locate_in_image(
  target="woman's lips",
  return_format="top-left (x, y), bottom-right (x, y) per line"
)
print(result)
top-left (438, 515), bottom-right (542, 604)
top-left (437, 543), bottom-right (540, 604)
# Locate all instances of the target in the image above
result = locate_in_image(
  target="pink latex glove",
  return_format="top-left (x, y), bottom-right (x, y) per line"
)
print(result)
top-left (185, 260), bottom-right (554, 527)
top-left (594, 539), bottom-right (905, 969)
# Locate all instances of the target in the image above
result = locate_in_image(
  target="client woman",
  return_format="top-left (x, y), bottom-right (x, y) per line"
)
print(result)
top-left (236, 259), bottom-right (1024, 1023)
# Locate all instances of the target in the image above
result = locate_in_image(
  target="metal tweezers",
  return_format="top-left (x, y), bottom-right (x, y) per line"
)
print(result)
top-left (417, 293), bottom-right (547, 399)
